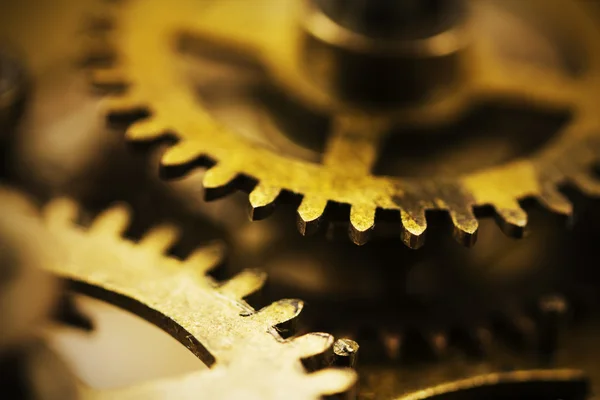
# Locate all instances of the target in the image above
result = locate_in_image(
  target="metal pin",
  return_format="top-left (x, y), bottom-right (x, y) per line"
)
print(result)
top-left (333, 338), bottom-right (359, 368)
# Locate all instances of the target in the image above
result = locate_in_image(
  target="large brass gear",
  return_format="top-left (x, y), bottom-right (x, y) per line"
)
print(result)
top-left (89, 0), bottom-right (600, 248)
top-left (37, 197), bottom-right (357, 399)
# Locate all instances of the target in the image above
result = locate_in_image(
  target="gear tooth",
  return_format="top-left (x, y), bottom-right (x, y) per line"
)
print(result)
top-left (333, 338), bottom-right (359, 368)
top-left (305, 368), bottom-right (358, 397)
top-left (251, 299), bottom-right (304, 327)
top-left (493, 203), bottom-right (528, 238)
top-left (202, 164), bottom-right (240, 201)
top-left (185, 241), bottom-right (226, 275)
top-left (161, 141), bottom-right (203, 167)
top-left (449, 208), bottom-right (478, 247)
top-left (218, 269), bottom-right (267, 299)
top-left (538, 187), bottom-right (573, 217)
top-left (138, 225), bottom-right (179, 253)
top-left (290, 332), bottom-right (334, 359)
top-left (126, 117), bottom-right (170, 142)
top-left (82, 37), bottom-right (116, 66)
top-left (428, 331), bottom-right (450, 357)
top-left (102, 94), bottom-right (145, 115)
top-left (43, 198), bottom-right (79, 226)
top-left (571, 173), bottom-right (600, 197)
top-left (249, 184), bottom-right (281, 221)
top-left (349, 204), bottom-right (376, 245)
top-left (90, 67), bottom-right (127, 91)
top-left (297, 197), bottom-right (328, 236)
top-left (89, 204), bottom-right (131, 236)
top-left (400, 209), bottom-right (427, 249)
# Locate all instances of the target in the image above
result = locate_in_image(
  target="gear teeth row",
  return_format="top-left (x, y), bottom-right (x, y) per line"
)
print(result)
top-left (352, 294), bottom-right (570, 365)
top-left (105, 109), bottom-right (600, 249)
top-left (84, 0), bottom-right (600, 248)
top-left (41, 198), bottom-right (356, 399)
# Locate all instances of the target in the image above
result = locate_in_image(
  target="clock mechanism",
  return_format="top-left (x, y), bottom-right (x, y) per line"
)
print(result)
top-left (2, 0), bottom-right (600, 399)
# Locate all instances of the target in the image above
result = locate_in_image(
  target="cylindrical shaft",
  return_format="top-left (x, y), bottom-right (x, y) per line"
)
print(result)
top-left (315, 0), bottom-right (463, 39)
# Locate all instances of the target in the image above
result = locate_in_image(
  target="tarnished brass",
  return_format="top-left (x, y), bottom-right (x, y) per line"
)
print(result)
top-left (38, 197), bottom-right (356, 399)
top-left (90, 0), bottom-right (600, 247)
top-left (4, 186), bottom-right (598, 400)
top-left (4, 0), bottom-right (600, 399)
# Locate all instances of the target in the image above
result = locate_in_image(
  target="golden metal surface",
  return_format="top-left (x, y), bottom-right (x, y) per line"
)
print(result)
top-left (90, 0), bottom-right (600, 247)
top-left (37, 197), bottom-right (356, 399)
top-left (4, 185), bottom-right (595, 400)
top-left (3, 1), bottom-right (600, 399)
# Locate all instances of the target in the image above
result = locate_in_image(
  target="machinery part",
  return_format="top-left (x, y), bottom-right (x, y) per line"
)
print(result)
top-left (24, 189), bottom-right (593, 399)
top-left (89, 0), bottom-right (600, 247)
top-left (355, 299), bottom-right (600, 400)
top-left (40, 197), bottom-right (356, 399)
top-left (301, 0), bottom-right (469, 104)
top-left (231, 204), bottom-right (576, 345)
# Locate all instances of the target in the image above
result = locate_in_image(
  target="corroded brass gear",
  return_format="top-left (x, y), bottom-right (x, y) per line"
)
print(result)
top-left (88, 0), bottom-right (600, 248)
top-left (39, 198), bottom-right (356, 399)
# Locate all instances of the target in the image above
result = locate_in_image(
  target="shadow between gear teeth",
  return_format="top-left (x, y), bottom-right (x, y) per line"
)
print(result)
top-left (86, 0), bottom-right (600, 248)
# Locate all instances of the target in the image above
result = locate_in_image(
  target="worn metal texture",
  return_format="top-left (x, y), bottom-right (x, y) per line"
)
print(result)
top-left (2, 183), bottom-right (600, 400)
top-left (39, 197), bottom-right (357, 399)
top-left (89, 0), bottom-right (600, 247)
top-left (3, 1), bottom-right (600, 399)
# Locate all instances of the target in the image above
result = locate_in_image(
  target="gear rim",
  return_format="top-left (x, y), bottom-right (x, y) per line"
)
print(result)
top-left (89, 0), bottom-right (600, 248)
top-left (39, 197), bottom-right (357, 399)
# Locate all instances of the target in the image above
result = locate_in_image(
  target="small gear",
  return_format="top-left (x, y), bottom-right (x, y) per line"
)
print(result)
top-left (39, 197), bottom-right (356, 399)
top-left (88, 0), bottom-right (600, 247)
top-left (353, 292), bottom-right (600, 400)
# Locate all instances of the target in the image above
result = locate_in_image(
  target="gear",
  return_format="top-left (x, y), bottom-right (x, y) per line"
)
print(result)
top-left (39, 197), bottom-right (356, 399)
top-left (354, 293), bottom-right (600, 400)
top-left (88, 0), bottom-right (600, 248)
